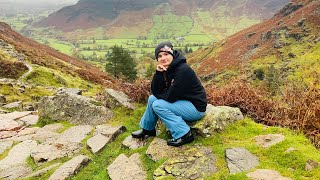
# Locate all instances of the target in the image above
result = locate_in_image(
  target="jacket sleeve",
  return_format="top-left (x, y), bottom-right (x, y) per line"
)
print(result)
top-left (155, 66), bottom-right (192, 102)
top-left (151, 71), bottom-right (166, 96)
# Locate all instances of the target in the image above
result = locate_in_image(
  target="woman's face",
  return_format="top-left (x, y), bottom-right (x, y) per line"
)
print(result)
top-left (157, 51), bottom-right (173, 67)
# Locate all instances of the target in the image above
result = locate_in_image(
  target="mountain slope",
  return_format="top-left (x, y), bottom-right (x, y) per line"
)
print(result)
top-left (0, 21), bottom-right (114, 85)
top-left (188, 0), bottom-right (320, 146)
top-left (36, 0), bottom-right (290, 40)
top-left (188, 0), bottom-right (320, 78)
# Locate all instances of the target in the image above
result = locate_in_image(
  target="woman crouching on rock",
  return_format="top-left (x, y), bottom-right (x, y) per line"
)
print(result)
top-left (132, 42), bottom-right (207, 147)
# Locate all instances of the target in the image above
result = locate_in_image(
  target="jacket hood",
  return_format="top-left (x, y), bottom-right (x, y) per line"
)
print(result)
top-left (168, 50), bottom-right (186, 72)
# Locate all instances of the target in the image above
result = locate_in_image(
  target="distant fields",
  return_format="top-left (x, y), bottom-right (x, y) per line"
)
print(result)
top-left (0, 8), bottom-right (261, 61)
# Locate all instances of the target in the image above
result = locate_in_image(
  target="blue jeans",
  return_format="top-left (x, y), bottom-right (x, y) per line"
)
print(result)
top-left (140, 95), bottom-right (205, 139)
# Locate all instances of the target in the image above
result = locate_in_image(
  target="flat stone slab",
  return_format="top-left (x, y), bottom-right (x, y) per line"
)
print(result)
top-left (0, 130), bottom-right (16, 139)
top-left (255, 134), bottom-right (285, 148)
top-left (31, 142), bottom-right (82, 163)
top-left (246, 169), bottom-right (292, 180)
top-left (0, 119), bottom-right (22, 131)
top-left (2, 101), bottom-right (22, 109)
top-left (42, 123), bottom-right (65, 132)
top-left (105, 88), bottom-right (135, 110)
top-left (154, 146), bottom-right (217, 179)
top-left (32, 128), bottom-right (60, 143)
top-left (226, 148), bottom-right (259, 174)
top-left (55, 125), bottom-right (92, 143)
top-left (0, 111), bottom-right (33, 120)
top-left (0, 141), bottom-right (13, 154)
top-left (87, 133), bottom-right (111, 153)
top-left (0, 140), bottom-right (38, 170)
top-left (107, 153), bottom-right (146, 180)
top-left (25, 163), bottom-right (62, 179)
top-left (19, 115), bottom-right (39, 126)
top-left (49, 155), bottom-right (90, 180)
top-left (94, 124), bottom-right (126, 141)
top-left (305, 159), bottom-right (319, 171)
top-left (122, 135), bottom-right (146, 150)
top-left (0, 164), bottom-right (32, 180)
top-left (146, 138), bottom-right (189, 161)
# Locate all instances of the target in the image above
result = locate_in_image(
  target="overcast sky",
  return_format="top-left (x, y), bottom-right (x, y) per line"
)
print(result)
top-left (0, 0), bottom-right (78, 5)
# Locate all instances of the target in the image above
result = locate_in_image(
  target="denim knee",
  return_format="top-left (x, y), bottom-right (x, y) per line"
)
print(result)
top-left (147, 95), bottom-right (158, 105)
top-left (151, 99), bottom-right (167, 113)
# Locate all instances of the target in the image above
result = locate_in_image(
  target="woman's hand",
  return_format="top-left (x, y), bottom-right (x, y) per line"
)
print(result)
top-left (156, 64), bottom-right (168, 72)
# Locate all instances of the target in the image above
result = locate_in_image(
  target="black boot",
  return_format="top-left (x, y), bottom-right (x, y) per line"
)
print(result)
top-left (167, 130), bottom-right (194, 147)
top-left (131, 129), bottom-right (156, 139)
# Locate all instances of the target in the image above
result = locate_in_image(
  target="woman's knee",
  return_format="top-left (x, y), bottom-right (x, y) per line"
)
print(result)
top-left (151, 99), bottom-right (168, 112)
top-left (147, 95), bottom-right (158, 105)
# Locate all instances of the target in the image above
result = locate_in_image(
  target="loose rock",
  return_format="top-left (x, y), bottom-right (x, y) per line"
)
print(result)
top-left (226, 148), bottom-right (259, 174)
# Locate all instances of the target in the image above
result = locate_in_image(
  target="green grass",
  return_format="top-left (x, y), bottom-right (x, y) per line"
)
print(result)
top-left (0, 83), bottom-right (54, 103)
top-left (200, 118), bottom-right (320, 179)
top-left (24, 65), bottom-right (102, 95)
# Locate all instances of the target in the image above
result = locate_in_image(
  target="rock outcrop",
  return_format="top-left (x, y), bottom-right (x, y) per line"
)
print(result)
top-left (191, 104), bottom-right (244, 136)
top-left (38, 93), bottom-right (113, 125)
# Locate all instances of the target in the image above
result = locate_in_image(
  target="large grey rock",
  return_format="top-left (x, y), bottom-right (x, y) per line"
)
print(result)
top-left (49, 155), bottom-right (90, 180)
top-left (107, 153), bottom-right (146, 180)
top-left (191, 104), bottom-right (244, 136)
top-left (38, 93), bottom-right (113, 125)
top-left (101, 88), bottom-right (135, 109)
top-left (87, 133), bottom-right (111, 153)
top-left (246, 169), bottom-right (292, 180)
top-left (154, 146), bottom-right (217, 179)
top-left (226, 148), bottom-right (259, 174)
top-left (255, 134), bottom-right (285, 148)
top-left (122, 135), bottom-right (146, 150)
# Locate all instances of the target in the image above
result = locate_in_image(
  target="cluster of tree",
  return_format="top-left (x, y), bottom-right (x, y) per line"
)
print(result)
top-left (105, 45), bottom-right (137, 81)
top-left (81, 45), bottom-right (108, 51)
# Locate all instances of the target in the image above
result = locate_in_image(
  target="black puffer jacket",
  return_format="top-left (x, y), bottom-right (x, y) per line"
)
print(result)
top-left (151, 50), bottom-right (207, 112)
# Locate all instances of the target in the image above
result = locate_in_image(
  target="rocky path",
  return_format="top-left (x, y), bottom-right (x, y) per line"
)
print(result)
top-left (19, 62), bottom-right (33, 80)
top-left (0, 104), bottom-right (302, 179)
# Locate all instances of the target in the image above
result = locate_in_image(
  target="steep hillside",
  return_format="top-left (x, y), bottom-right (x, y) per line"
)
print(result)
top-left (188, 0), bottom-right (320, 146)
top-left (0, 22), bottom-right (114, 85)
top-left (36, 0), bottom-right (290, 40)
top-left (189, 0), bottom-right (320, 79)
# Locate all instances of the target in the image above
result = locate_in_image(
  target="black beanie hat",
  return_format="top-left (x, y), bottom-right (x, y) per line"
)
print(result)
top-left (154, 41), bottom-right (174, 60)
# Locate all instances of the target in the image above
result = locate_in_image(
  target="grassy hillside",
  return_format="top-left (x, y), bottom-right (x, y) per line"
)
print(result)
top-left (187, 0), bottom-right (320, 146)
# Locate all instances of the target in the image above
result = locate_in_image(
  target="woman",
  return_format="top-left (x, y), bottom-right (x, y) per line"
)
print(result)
top-left (132, 42), bottom-right (207, 147)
